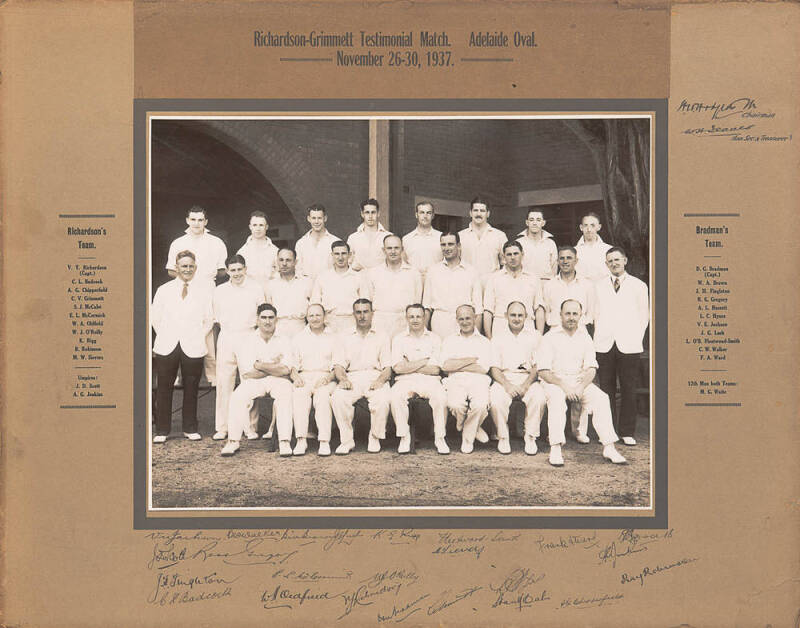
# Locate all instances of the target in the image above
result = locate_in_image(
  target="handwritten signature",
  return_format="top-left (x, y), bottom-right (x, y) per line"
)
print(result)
top-left (620, 557), bottom-right (700, 586)
top-left (676, 97), bottom-right (758, 120)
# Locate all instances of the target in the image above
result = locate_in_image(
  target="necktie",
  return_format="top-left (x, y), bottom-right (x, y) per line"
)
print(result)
top-left (181, 282), bottom-right (189, 299)
top-left (613, 278), bottom-right (620, 293)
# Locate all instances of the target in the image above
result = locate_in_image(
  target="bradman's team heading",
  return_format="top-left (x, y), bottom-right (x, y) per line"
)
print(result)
top-left (151, 197), bottom-right (649, 467)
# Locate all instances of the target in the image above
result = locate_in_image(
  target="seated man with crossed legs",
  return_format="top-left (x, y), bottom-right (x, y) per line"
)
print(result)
top-left (390, 304), bottom-right (449, 455)
top-left (440, 304), bottom-right (494, 454)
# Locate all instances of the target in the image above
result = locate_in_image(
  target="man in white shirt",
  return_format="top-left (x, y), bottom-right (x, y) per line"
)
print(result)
top-left (165, 206), bottom-right (228, 286)
top-left (402, 201), bottom-right (443, 279)
top-left (164, 206), bottom-right (228, 385)
top-left (575, 212), bottom-right (613, 282)
top-left (311, 240), bottom-right (369, 335)
top-left (289, 303), bottom-right (338, 456)
top-left (422, 232), bottom-right (483, 338)
top-left (211, 254), bottom-right (266, 441)
top-left (516, 209), bottom-right (558, 280)
top-left (347, 198), bottom-right (391, 271)
top-left (440, 304), bottom-right (494, 454)
top-left (537, 245), bottom-right (595, 334)
top-left (537, 299), bottom-right (626, 466)
top-left (151, 251), bottom-right (214, 442)
top-left (483, 240), bottom-right (543, 339)
top-left (594, 247), bottom-right (650, 446)
top-left (458, 196), bottom-right (509, 286)
top-left (488, 302), bottom-right (547, 455)
top-left (265, 248), bottom-right (312, 340)
top-left (390, 304), bottom-right (449, 455)
top-left (331, 299), bottom-right (392, 455)
top-left (221, 304), bottom-right (296, 457)
top-left (236, 210), bottom-right (278, 294)
top-left (368, 235), bottom-right (422, 338)
top-left (295, 203), bottom-right (341, 281)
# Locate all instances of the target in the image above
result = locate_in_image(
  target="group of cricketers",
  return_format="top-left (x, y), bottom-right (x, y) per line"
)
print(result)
top-left (151, 196), bottom-right (650, 467)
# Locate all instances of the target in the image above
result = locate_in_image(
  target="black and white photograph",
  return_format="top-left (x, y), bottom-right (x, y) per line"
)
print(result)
top-left (147, 114), bottom-right (654, 510)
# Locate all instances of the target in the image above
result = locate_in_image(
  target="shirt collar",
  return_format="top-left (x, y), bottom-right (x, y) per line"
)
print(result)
top-left (517, 229), bottom-right (554, 240)
top-left (467, 223), bottom-right (499, 234)
top-left (410, 227), bottom-right (439, 237)
top-left (244, 234), bottom-right (275, 246)
top-left (402, 328), bottom-right (431, 338)
top-left (184, 227), bottom-right (210, 235)
top-left (440, 258), bottom-right (467, 270)
top-left (576, 234), bottom-right (606, 246)
top-left (458, 329), bottom-right (483, 339)
top-left (611, 272), bottom-right (628, 284)
top-left (356, 222), bottom-right (388, 233)
top-left (383, 261), bottom-right (413, 271)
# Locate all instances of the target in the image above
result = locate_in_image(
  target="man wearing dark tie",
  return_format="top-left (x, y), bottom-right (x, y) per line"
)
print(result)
top-left (593, 247), bottom-right (650, 446)
top-left (151, 250), bottom-right (214, 442)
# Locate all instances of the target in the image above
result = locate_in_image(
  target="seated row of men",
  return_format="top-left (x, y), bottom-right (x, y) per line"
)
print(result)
top-left (151, 249), bottom-right (628, 465)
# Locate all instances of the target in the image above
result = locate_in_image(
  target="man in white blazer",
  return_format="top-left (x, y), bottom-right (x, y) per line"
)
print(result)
top-left (151, 250), bottom-right (214, 442)
top-left (593, 247), bottom-right (650, 445)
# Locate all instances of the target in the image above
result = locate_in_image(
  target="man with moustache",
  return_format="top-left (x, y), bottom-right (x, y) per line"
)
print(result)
top-left (483, 240), bottom-right (543, 339)
top-left (347, 198), bottom-right (391, 272)
top-left (422, 232), bottom-right (483, 339)
top-left (368, 235), bottom-right (422, 339)
top-left (295, 203), bottom-right (341, 282)
top-left (516, 208), bottom-right (558, 280)
top-left (536, 299), bottom-right (627, 467)
top-left (331, 299), bottom-right (392, 455)
top-left (151, 251), bottom-right (214, 443)
top-left (575, 212), bottom-right (613, 282)
top-left (390, 304), bottom-right (450, 455)
top-left (440, 304), bottom-right (494, 454)
top-left (593, 247), bottom-right (650, 446)
top-left (211, 254), bottom-right (266, 441)
top-left (220, 303), bottom-right (296, 457)
top-left (236, 210), bottom-right (279, 294)
top-left (488, 302), bottom-right (547, 455)
top-left (458, 196), bottom-right (508, 286)
top-left (265, 248), bottom-right (312, 340)
top-left (311, 240), bottom-right (370, 335)
top-left (402, 200), bottom-right (443, 279)
top-left (289, 303), bottom-right (338, 456)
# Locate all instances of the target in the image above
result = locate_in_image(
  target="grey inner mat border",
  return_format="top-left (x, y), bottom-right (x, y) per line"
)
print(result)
top-left (134, 99), bottom-right (667, 529)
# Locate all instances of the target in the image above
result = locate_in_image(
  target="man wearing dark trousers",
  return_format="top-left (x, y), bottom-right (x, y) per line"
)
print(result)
top-left (151, 250), bottom-right (214, 442)
top-left (593, 247), bottom-right (650, 446)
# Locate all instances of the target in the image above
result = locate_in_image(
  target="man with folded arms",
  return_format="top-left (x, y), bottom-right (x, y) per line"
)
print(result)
top-left (483, 240), bottom-right (543, 339)
top-left (220, 304), bottom-right (296, 457)
top-left (390, 304), bottom-right (449, 455)
top-left (368, 235), bottom-right (422, 338)
top-left (440, 304), bottom-right (494, 454)
top-left (331, 299), bottom-right (392, 455)
top-left (575, 212), bottom-right (613, 282)
top-left (347, 198), bottom-right (391, 272)
top-left (402, 200), bottom-right (443, 279)
top-left (593, 246), bottom-right (650, 446)
top-left (536, 299), bottom-right (627, 467)
top-left (211, 254), bottom-right (265, 441)
top-left (266, 248), bottom-right (311, 340)
top-left (295, 203), bottom-right (341, 282)
top-left (423, 232), bottom-right (483, 339)
top-left (311, 240), bottom-right (369, 335)
top-left (151, 251), bottom-right (213, 443)
top-left (488, 301), bottom-right (547, 455)
top-left (289, 303), bottom-right (338, 457)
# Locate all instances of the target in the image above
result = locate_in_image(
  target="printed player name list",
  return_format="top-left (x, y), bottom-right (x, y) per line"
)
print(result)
top-left (62, 214), bottom-right (115, 410)
top-left (683, 213), bottom-right (741, 407)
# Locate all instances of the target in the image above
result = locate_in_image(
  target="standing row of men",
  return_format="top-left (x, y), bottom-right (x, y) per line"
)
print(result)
top-left (152, 197), bottom-right (649, 456)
